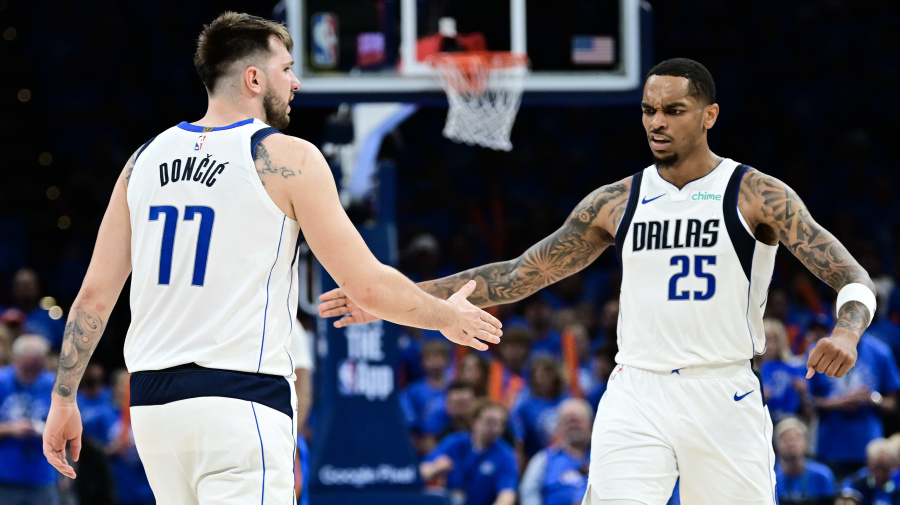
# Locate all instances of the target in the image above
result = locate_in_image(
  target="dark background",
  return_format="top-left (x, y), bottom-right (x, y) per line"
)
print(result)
top-left (1, 0), bottom-right (899, 369)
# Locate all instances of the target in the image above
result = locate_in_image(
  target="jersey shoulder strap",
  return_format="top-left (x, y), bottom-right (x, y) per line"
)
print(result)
top-left (614, 170), bottom-right (645, 262)
top-left (722, 164), bottom-right (755, 280)
top-left (250, 127), bottom-right (282, 159)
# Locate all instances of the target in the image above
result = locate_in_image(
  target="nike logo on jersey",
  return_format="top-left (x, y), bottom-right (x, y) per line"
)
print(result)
top-left (641, 194), bottom-right (665, 204)
top-left (733, 390), bottom-right (754, 402)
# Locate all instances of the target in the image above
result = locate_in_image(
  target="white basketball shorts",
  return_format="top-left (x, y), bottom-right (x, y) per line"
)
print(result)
top-left (129, 364), bottom-right (297, 504)
top-left (582, 361), bottom-right (777, 505)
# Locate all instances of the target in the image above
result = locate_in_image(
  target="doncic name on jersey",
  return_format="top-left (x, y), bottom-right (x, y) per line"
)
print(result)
top-left (632, 218), bottom-right (719, 252)
top-left (158, 153), bottom-right (228, 188)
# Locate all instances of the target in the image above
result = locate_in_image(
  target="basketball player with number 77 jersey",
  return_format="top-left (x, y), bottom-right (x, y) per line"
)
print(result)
top-left (319, 58), bottom-right (876, 504)
top-left (41, 12), bottom-right (502, 505)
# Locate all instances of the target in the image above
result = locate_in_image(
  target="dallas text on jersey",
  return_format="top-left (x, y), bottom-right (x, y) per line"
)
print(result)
top-left (158, 153), bottom-right (228, 188)
top-left (632, 219), bottom-right (719, 252)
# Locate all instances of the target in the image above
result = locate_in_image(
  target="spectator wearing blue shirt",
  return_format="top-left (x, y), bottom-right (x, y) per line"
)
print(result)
top-left (521, 300), bottom-right (562, 358)
top-left (586, 342), bottom-right (617, 411)
top-left (401, 340), bottom-right (451, 434)
top-left (421, 401), bottom-right (517, 505)
top-left (810, 333), bottom-right (900, 482)
top-left (773, 417), bottom-right (836, 505)
top-left (76, 363), bottom-right (114, 444)
top-left (0, 335), bottom-right (59, 505)
top-left (759, 319), bottom-right (811, 424)
top-left (422, 381), bottom-right (477, 455)
top-left (843, 438), bottom-right (900, 505)
top-left (512, 356), bottom-right (568, 457)
top-left (519, 398), bottom-right (592, 505)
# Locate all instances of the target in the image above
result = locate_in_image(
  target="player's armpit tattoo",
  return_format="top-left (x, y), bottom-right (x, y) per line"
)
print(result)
top-left (741, 170), bottom-right (871, 292)
top-left (124, 152), bottom-right (137, 186)
top-left (254, 143), bottom-right (299, 186)
top-left (420, 182), bottom-right (626, 307)
top-left (54, 307), bottom-right (106, 398)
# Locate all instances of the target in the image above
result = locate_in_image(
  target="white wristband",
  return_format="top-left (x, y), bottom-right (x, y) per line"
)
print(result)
top-left (836, 283), bottom-right (877, 327)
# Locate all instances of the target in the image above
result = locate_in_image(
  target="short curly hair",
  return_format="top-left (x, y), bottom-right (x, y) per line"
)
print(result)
top-left (646, 58), bottom-right (716, 105)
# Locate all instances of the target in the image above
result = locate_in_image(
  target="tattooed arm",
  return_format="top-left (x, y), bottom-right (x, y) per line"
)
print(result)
top-left (319, 179), bottom-right (630, 325)
top-left (44, 162), bottom-right (133, 478)
top-left (417, 181), bottom-right (628, 306)
top-left (739, 169), bottom-right (874, 378)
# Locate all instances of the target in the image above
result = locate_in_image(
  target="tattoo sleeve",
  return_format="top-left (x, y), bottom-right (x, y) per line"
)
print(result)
top-left (53, 307), bottom-right (106, 398)
top-left (742, 169), bottom-right (875, 335)
top-left (418, 182), bottom-right (628, 307)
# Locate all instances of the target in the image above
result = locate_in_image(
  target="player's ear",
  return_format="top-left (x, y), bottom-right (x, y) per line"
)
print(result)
top-left (702, 103), bottom-right (719, 130)
top-left (244, 66), bottom-right (263, 96)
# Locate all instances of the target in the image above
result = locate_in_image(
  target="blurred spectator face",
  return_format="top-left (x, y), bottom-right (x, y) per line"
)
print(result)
top-left (112, 369), bottom-right (130, 408)
top-left (446, 387), bottom-right (475, 420)
top-left (498, 341), bottom-right (530, 375)
top-left (472, 405), bottom-right (507, 447)
top-left (867, 447), bottom-right (896, 488)
top-left (12, 268), bottom-right (40, 307)
top-left (80, 363), bottom-right (105, 396)
top-left (421, 346), bottom-right (449, 379)
top-left (763, 329), bottom-right (780, 361)
top-left (557, 400), bottom-right (592, 448)
top-left (1, 308), bottom-right (26, 338)
top-left (530, 358), bottom-right (562, 399)
top-left (599, 299), bottom-right (619, 332)
top-left (525, 300), bottom-right (553, 332)
top-left (459, 354), bottom-right (487, 395)
top-left (775, 426), bottom-right (806, 460)
top-left (569, 324), bottom-right (590, 361)
top-left (764, 289), bottom-right (788, 321)
top-left (12, 334), bottom-right (50, 384)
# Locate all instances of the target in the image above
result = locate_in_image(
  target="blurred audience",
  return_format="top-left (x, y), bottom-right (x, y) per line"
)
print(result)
top-left (421, 401), bottom-right (517, 505)
top-left (842, 438), bottom-right (900, 505)
top-left (489, 327), bottom-right (531, 409)
top-left (512, 357), bottom-right (568, 458)
top-left (0, 269), bottom-right (65, 350)
top-left (810, 329), bottom-right (900, 482)
top-left (774, 417), bottom-right (836, 505)
top-left (759, 319), bottom-right (811, 424)
top-left (519, 398), bottom-right (592, 505)
top-left (421, 381), bottom-right (477, 455)
top-left (0, 335), bottom-right (59, 505)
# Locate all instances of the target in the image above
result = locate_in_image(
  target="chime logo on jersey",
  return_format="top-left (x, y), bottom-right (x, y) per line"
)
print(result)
top-left (194, 135), bottom-right (207, 151)
top-left (690, 191), bottom-right (722, 201)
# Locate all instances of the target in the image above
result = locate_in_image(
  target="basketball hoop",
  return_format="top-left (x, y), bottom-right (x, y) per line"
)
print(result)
top-left (427, 51), bottom-right (529, 151)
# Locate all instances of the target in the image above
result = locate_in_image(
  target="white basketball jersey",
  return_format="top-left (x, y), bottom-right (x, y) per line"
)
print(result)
top-left (613, 159), bottom-right (777, 371)
top-left (124, 119), bottom-right (300, 377)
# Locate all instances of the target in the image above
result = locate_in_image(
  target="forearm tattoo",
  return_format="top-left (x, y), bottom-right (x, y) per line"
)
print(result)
top-left (836, 301), bottom-right (870, 338)
top-left (419, 182), bottom-right (627, 307)
top-left (741, 170), bottom-right (874, 332)
top-left (54, 307), bottom-right (106, 397)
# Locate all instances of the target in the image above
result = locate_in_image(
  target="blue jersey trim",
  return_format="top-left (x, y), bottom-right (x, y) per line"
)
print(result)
top-left (723, 164), bottom-right (755, 281)
top-left (259, 216), bottom-right (287, 373)
top-left (129, 363), bottom-right (293, 418)
top-left (176, 118), bottom-right (255, 132)
top-left (134, 136), bottom-right (157, 162)
top-left (250, 127), bottom-right (282, 158)
top-left (614, 171), bottom-right (644, 264)
top-left (251, 402), bottom-right (266, 505)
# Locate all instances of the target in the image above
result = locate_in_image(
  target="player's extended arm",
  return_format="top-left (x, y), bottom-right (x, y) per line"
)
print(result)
top-left (740, 169), bottom-right (875, 378)
top-left (319, 180), bottom-right (629, 324)
top-left (260, 135), bottom-right (501, 349)
top-left (43, 154), bottom-right (136, 478)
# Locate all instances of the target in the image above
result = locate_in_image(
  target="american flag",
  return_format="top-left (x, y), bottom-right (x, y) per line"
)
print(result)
top-left (571, 36), bottom-right (615, 65)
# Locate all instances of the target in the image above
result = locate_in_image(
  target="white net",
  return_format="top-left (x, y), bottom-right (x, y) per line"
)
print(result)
top-left (428, 52), bottom-right (528, 151)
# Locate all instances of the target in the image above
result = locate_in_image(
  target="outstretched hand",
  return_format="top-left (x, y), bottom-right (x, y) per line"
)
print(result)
top-left (43, 400), bottom-right (82, 479)
top-left (806, 329), bottom-right (859, 379)
top-left (318, 288), bottom-right (379, 328)
top-left (441, 280), bottom-right (503, 351)
top-left (318, 281), bottom-right (503, 351)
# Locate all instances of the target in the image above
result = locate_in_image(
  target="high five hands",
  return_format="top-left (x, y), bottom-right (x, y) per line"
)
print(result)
top-left (318, 280), bottom-right (501, 351)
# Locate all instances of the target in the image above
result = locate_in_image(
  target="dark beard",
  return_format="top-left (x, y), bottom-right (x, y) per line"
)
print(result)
top-left (263, 90), bottom-right (290, 130)
top-left (653, 152), bottom-right (679, 168)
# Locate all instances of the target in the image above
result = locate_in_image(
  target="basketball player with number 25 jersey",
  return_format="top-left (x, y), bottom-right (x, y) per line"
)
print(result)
top-left (318, 58), bottom-right (876, 504)
top-left (42, 12), bottom-right (503, 505)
